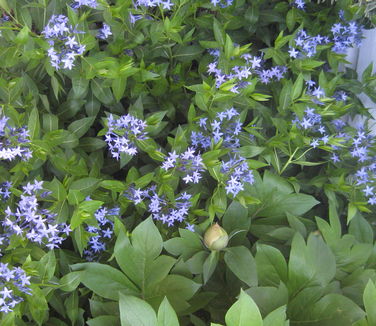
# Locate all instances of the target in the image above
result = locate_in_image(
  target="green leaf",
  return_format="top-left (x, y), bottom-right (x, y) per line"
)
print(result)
top-left (100, 180), bottom-right (126, 192)
top-left (28, 107), bottom-right (40, 139)
top-left (255, 244), bottom-right (288, 286)
top-left (279, 80), bottom-right (292, 111)
top-left (59, 272), bottom-right (81, 292)
top-left (132, 217), bottom-right (163, 260)
top-left (72, 76), bottom-right (89, 98)
top-left (307, 294), bottom-right (365, 325)
top-left (65, 292), bottom-right (79, 325)
top-left (15, 25), bottom-right (30, 44)
top-left (288, 233), bottom-right (336, 295)
top-left (347, 202), bottom-right (357, 224)
top-left (203, 251), bottom-right (219, 284)
top-left (71, 263), bottom-right (139, 300)
top-left (68, 116), bottom-right (95, 138)
top-left (46, 178), bottom-right (67, 201)
top-left (112, 77), bottom-right (127, 102)
top-left (119, 294), bottom-right (157, 326)
top-left (224, 246), bottom-right (257, 287)
top-left (26, 285), bottom-right (48, 325)
top-left (157, 297), bottom-right (179, 326)
top-left (38, 251), bottom-right (56, 283)
top-left (225, 289), bottom-right (262, 326)
top-left (43, 113), bottom-right (59, 132)
top-left (91, 79), bottom-right (114, 105)
top-left (70, 177), bottom-right (100, 195)
top-left (213, 18), bottom-right (224, 46)
top-left (263, 306), bottom-right (287, 326)
top-left (349, 214), bottom-right (374, 244)
top-left (363, 280), bottom-right (376, 326)
top-left (87, 316), bottom-right (120, 326)
top-left (292, 73), bottom-right (304, 100)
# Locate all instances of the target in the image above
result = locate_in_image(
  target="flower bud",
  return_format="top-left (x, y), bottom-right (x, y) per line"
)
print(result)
top-left (204, 223), bottom-right (229, 251)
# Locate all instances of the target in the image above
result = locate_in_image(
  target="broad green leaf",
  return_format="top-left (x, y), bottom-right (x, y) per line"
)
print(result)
top-left (38, 251), bottom-right (56, 283)
top-left (65, 292), bottom-right (79, 325)
top-left (246, 283), bottom-right (288, 317)
top-left (68, 116), bottom-right (95, 138)
top-left (225, 289), bottom-right (262, 326)
top-left (60, 271), bottom-right (81, 292)
top-left (157, 297), bottom-right (179, 326)
top-left (132, 217), bottom-right (163, 260)
top-left (363, 280), bottom-right (376, 326)
top-left (26, 285), bottom-right (48, 325)
top-left (307, 294), bottom-right (365, 325)
top-left (72, 76), bottom-right (89, 98)
top-left (87, 316), bottom-right (120, 326)
top-left (46, 178), bottom-right (67, 201)
top-left (255, 244), bottom-right (288, 286)
top-left (119, 294), bottom-right (157, 326)
top-left (71, 263), bottom-right (139, 300)
top-left (288, 233), bottom-right (336, 295)
top-left (224, 246), bottom-right (257, 287)
top-left (263, 305), bottom-right (287, 326)
top-left (70, 177), bottom-right (100, 195)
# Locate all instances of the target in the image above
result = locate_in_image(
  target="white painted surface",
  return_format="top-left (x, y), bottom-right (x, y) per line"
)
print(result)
top-left (346, 28), bottom-right (376, 132)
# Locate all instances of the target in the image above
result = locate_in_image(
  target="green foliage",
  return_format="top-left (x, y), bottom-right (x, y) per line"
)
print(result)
top-left (0, 0), bottom-right (375, 325)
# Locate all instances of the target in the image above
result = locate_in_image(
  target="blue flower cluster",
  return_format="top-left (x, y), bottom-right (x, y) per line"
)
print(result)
top-left (0, 263), bottom-right (31, 314)
top-left (210, 0), bottom-right (234, 7)
top-left (292, 107), bottom-right (331, 148)
top-left (126, 186), bottom-right (193, 229)
top-left (1, 180), bottom-right (71, 251)
top-left (331, 20), bottom-right (362, 53)
top-left (192, 108), bottom-right (255, 197)
top-left (96, 23), bottom-right (112, 40)
top-left (289, 19), bottom-right (362, 59)
top-left (0, 116), bottom-right (32, 161)
top-left (134, 0), bottom-right (174, 10)
top-left (71, 0), bottom-right (97, 8)
top-left (192, 108), bottom-right (241, 149)
top-left (290, 30), bottom-right (330, 58)
top-left (162, 147), bottom-right (204, 184)
top-left (42, 15), bottom-right (86, 70)
top-left (208, 50), bottom-right (287, 89)
top-left (105, 114), bottom-right (148, 159)
top-left (221, 154), bottom-right (255, 196)
top-left (83, 206), bottom-right (118, 261)
top-left (0, 181), bottom-right (11, 201)
top-left (327, 124), bottom-right (376, 204)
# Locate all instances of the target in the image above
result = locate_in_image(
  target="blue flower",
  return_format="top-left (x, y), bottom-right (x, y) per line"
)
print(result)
top-left (105, 114), bottom-right (148, 159)
top-left (0, 264), bottom-right (31, 313)
top-left (42, 15), bottom-right (86, 70)
top-left (83, 205), bottom-right (119, 261)
top-left (1, 180), bottom-right (70, 251)
top-left (97, 23), bottom-right (112, 40)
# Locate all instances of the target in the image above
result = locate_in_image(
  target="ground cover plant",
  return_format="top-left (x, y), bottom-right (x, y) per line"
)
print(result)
top-left (1, 0), bottom-right (376, 325)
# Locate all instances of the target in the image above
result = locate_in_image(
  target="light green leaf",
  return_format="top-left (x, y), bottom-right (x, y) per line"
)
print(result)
top-left (225, 289), bottom-right (262, 326)
top-left (157, 297), bottom-right (179, 326)
top-left (263, 306), bottom-right (287, 326)
top-left (119, 294), bottom-right (157, 326)
top-left (363, 280), bottom-right (376, 326)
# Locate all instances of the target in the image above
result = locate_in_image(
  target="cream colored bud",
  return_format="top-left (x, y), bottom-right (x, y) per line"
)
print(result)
top-left (204, 223), bottom-right (229, 251)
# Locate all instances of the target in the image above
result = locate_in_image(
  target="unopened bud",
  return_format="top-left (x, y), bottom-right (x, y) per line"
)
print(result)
top-left (204, 223), bottom-right (229, 251)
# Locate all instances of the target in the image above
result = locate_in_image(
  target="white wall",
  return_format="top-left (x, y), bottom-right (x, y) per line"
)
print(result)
top-left (346, 28), bottom-right (376, 133)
